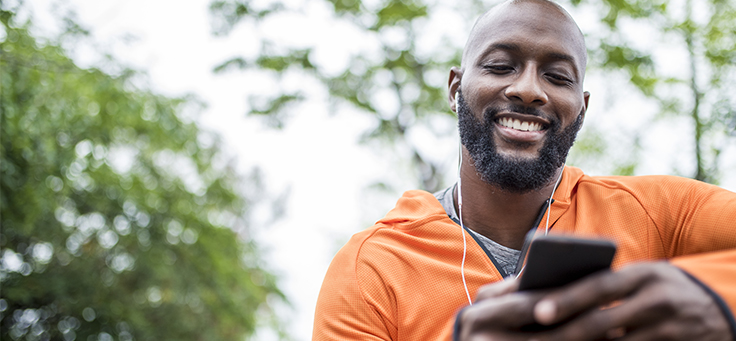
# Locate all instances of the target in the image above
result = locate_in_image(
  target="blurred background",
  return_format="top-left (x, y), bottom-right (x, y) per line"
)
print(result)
top-left (1, 0), bottom-right (734, 339)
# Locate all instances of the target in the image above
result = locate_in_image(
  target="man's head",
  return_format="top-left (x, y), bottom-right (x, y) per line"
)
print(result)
top-left (448, 0), bottom-right (590, 193)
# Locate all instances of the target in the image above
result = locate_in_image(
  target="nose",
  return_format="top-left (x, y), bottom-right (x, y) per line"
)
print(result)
top-left (504, 67), bottom-right (548, 105)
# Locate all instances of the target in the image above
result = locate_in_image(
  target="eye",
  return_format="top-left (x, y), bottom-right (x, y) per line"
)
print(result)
top-left (483, 64), bottom-right (514, 74)
top-left (546, 73), bottom-right (573, 85)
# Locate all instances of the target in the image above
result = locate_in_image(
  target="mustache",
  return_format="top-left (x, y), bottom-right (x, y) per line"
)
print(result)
top-left (484, 104), bottom-right (544, 120)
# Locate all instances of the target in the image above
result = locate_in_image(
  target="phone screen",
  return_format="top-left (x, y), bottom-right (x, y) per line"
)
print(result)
top-left (517, 234), bottom-right (616, 291)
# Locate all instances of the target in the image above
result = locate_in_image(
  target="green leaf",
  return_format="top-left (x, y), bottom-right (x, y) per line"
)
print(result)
top-left (0, 8), bottom-right (285, 340)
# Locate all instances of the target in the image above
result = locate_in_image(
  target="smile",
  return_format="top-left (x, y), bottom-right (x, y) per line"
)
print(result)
top-left (496, 117), bottom-right (545, 132)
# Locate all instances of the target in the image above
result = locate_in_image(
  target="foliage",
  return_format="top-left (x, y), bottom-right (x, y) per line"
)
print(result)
top-left (0, 6), bottom-right (283, 341)
top-left (209, 0), bottom-right (736, 187)
top-left (572, 0), bottom-right (736, 182)
top-left (210, 0), bottom-right (477, 192)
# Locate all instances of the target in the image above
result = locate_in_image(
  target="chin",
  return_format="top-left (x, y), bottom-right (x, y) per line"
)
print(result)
top-left (496, 149), bottom-right (542, 161)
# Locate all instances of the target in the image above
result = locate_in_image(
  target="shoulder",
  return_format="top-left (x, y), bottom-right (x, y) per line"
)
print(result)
top-left (316, 190), bottom-right (473, 340)
top-left (575, 171), bottom-right (725, 201)
top-left (562, 166), bottom-right (705, 195)
top-left (334, 189), bottom-right (456, 266)
top-left (564, 167), bottom-right (733, 221)
top-left (318, 189), bottom-right (460, 318)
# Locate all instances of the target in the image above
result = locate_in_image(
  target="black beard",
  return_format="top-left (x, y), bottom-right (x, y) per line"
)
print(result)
top-left (457, 91), bottom-right (582, 193)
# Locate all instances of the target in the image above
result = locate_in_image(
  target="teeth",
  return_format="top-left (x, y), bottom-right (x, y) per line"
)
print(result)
top-left (498, 118), bottom-right (543, 132)
top-left (513, 119), bottom-right (521, 129)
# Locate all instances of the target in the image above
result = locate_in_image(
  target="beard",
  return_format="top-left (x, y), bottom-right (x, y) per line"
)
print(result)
top-left (457, 91), bottom-right (583, 193)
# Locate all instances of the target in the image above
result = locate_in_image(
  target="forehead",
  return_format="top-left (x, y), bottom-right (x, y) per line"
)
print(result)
top-left (464, 1), bottom-right (586, 70)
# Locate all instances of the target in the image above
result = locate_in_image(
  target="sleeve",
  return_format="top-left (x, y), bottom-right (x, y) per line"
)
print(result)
top-left (671, 253), bottom-right (736, 339)
top-left (650, 179), bottom-right (736, 257)
top-left (641, 178), bottom-right (736, 329)
top-left (312, 235), bottom-right (396, 341)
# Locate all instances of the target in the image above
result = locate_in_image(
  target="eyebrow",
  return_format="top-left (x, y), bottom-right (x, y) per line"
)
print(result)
top-left (546, 52), bottom-right (576, 64)
top-left (484, 43), bottom-right (521, 53)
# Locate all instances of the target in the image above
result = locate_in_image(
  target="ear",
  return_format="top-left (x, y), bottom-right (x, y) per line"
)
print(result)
top-left (579, 91), bottom-right (590, 127)
top-left (448, 67), bottom-right (463, 113)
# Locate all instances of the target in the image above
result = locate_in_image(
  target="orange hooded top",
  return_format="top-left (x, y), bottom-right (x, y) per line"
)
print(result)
top-left (313, 166), bottom-right (736, 340)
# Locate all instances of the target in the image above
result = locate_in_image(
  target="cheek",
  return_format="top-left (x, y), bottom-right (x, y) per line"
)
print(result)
top-left (551, 92), bottom-right (585, 123)
top-left (462, 75), bottom-right (507, 108)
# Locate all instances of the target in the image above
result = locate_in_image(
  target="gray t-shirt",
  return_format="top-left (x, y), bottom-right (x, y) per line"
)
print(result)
top-left (433, 184), bottom-right (521, 277)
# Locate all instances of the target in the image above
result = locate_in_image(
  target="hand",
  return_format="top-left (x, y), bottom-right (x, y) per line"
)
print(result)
top-left (458, 277), bottom-right (546, 340)
top-left (458, 262), bottom-right (733, 341)
top-left (532, 262), bottom-right (732, 340)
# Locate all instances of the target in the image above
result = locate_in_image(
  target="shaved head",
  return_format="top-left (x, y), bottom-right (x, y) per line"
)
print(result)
top-left (448, 0), bottom-right (591, 192)
top-left (462, 0), bottom-right (587, 74)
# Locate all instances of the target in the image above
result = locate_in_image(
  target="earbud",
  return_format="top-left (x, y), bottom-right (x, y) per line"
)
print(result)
top-left (453, 91), bottom-right (460, 113)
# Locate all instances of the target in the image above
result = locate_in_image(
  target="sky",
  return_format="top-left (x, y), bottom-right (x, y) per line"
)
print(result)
top-left (20, 0), bottom-right (736, 339)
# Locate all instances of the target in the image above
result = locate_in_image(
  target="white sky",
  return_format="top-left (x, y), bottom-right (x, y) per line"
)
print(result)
top-left (19, 0), bottom-right (736, 339)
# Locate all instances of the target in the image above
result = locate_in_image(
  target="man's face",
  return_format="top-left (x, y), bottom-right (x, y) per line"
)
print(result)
top-left (451, 1), bottom-right (589, 192)
top-left (457, 90), bottom-right (583, 193)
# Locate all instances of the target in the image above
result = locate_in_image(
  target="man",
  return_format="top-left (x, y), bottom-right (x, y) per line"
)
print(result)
top-left (313, 0), bottom-right (736, 340)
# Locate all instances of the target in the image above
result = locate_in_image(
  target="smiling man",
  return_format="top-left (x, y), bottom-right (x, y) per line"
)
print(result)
top-left (313, 1), bottom-right (736, 340)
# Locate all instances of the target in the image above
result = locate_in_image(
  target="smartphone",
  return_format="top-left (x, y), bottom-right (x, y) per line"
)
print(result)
top-left (517, 233), bottom-right (617, 291)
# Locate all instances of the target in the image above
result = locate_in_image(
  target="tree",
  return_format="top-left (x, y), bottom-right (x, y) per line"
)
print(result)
top-left (569, 0), bottom-right (736, 183)
top-left (210, 0), bottom-right (475, 192)
top-left (208, 0), bottom-right (735, 188)
top-left (0, 5), bottom-right (284, 341)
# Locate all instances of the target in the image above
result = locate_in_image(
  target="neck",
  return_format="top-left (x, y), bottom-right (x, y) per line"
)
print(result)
top-left (454, 151), bottom-right (563, 250)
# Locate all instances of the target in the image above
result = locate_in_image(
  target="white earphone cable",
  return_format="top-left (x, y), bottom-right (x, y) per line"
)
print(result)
top-left (545, 166), bottom-right (565, 235)
top-left (457, 147), bottom-right (473, 306)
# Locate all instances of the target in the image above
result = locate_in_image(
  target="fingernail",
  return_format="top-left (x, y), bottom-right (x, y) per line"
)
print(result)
top-left (534, 300), bottom-right (556, 325)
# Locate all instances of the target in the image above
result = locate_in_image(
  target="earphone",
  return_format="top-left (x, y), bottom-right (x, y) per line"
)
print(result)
top-left (456, 143), bottom-right (565, 305)
top-left (545, 167), bottom-right (564, 235)
top-left (457, 145), bottom-right (472, 305)
top-left (454, 91), bottom-right (460, 113)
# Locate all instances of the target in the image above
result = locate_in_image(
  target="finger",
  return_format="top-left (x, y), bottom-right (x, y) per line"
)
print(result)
top-left (534, 264), bottom-right (656, 325)
top-left (475, 277), bottom-right (520, 302)
top-left (615, 324), bottom-right (679, 341)
top-left (471, 330), bottom-right (541, 341)
top-left (614, 321), bottom-right (697, 341)
top-left (463, 292), bottom-right (544, 330)
top-left (617, 318), bottom-right (732, 341)
top-left (540, 307), bottom-right (623, 340)
top-left (541, 287), bottom-right (683, 341)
